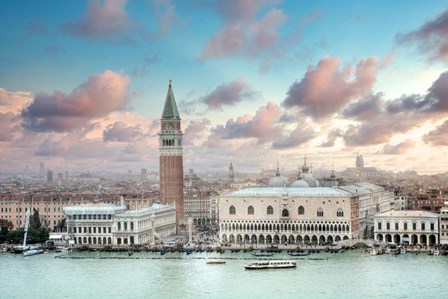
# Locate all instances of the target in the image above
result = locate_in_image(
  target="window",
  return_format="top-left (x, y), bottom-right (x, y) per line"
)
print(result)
top-left (282, 209), bottom-right (289, 217)
top-left (412, 223), bottom-right (416, 230)
top-left (395, 223), bottom-right (399, 230)
top-left (267, 206), bottom-right (273, 215)
top-left (229, 206), bottom-right (236, 215)
top-left (430, 223), bottom-right (434, 231)
top-left (378, 222), bottom-right (382, 230)
top-left (317, 208), bottom-right (324, 217)
top-left (337, 208), bottom-right (344, 217)
top-left (248, 206), bottom-right (254, 215)
top-left (404, 223), bottom-right (408, 230)
top-left (386, 222), bottom-right (390, 230)
top-left (422, 223), bottom-right (425, 230)
top-left (298, 206), bottom-right (305, 215)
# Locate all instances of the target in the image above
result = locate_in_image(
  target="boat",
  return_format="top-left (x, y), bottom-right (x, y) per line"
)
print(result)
top-left (400, 248), bottom-right (407, 254)
top-left (370, 248), bottom-right (380, 256)
top-left (15, 210), bottom-right (31, 254)
top-left (251, 252), bottom-right (274, 257)
top-left (433, 250), bottom-right (440, 256)
top-left (206, 260), bottom-right (226, 265)
top-left (24, 245), bottom-right (44, 257)
top-left (245, 260), bottom-right (296, 270)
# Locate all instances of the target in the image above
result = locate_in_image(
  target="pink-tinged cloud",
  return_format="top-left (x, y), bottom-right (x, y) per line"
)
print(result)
top-left (282, 56), bottom-right (377, 119)
top-left (342, 93), bottom-right (384, 121)
top-left (103, 121), bottom-right (142, 142)
top-left (397, 9), bottom-right (448, 63)
top-left (381, 139), bottom-right (416, 155)
top-left (379, 50), bottom-right (396, 69)
top-left (272, 124), bottom-right (315, 149)
top-left (320, 128), bottom-right (343, 147)
top-left (0, 88), bottom-right (32, 113)
top-left (202, 0), bottom-right (286, 59)
top-left (22, 70), bottom-right (130, 132)
top-left (423, 120), bottom-right (448, 146)
top-left (64, 0), bottom-right (134, 39)
top-left (183, 118), bottom-right (211, 146)
top-left (0, 112), bottom-right (18, 142)
top-left (202, 77), bottom-right (255, 110)
top-left (210, 101), bottom-right (282, 144)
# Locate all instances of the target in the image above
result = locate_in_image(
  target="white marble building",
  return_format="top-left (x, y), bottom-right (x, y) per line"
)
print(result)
top-left (439, 202), bottom-right (448, 244)
top-left (64, 199), bottom-right (176, 246)
top-left (219, 162), bottom-right (393, 245)
top-left (374, 210), bottom-right (439, 245)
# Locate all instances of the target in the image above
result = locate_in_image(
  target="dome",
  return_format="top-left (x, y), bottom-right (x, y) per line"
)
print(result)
top-left (268, 176), bottom-right (289, 187)
top-left (290, 179), bottom-right (309, 188)
top-left (303, 173), bottom-right (320, 187)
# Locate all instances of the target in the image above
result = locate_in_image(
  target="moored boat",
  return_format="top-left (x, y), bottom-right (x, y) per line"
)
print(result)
top-left (245, 260), bottom-right (296, 270)
top-left (207, 260), bottom-right (226, 265)
top-left (251, 252), bottom-right (274, 257)
top-left (23, 245), bottom-right (44, 257)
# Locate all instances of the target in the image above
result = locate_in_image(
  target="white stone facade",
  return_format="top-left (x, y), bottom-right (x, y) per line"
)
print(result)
top-left (219, 187), bottom-right (359, 245)
top-left (64, 203), bottom-right (176, 246)
top-left (374, 210), bottom-right (439, 245)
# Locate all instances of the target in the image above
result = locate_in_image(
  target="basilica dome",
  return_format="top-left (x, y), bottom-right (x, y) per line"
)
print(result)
top-left (268, 164), bottom-right (289, 187)
top-left (290, 179), bottom-right (309, 188)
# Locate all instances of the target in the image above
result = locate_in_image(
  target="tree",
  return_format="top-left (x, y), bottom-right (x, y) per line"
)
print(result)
top-left (54, 218), bottom-right (66, 232)
top-left (0, 219), bottom-right (14, 243)
top-left (30, 208), bottom-right (41, 229)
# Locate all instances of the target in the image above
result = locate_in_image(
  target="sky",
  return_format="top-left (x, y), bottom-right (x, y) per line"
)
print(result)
top-left (1, 0), bottom-right (448, 175)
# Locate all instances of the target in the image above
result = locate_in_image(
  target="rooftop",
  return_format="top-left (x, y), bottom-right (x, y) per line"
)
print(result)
top-left (63, 203), bottom-right (126, 215)
top-left (376, 210), bottom-right (439, 218)
top-left (229, 187), bottom-right (352, 198)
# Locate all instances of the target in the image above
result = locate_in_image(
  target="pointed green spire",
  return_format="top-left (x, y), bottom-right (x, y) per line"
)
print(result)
top-left (162, 79), bottom-right (180, 119)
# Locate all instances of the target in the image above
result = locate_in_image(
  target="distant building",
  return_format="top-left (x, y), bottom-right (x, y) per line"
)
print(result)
top-left (184, 189), bottom-right (218, 227)
top-left (39, 162), bottom-right (45, 180)
top-left (229, 163), bottom-right (235, 183)
top-left (374, 210), bottom-right (439, 245)
top-left (340, 153), bottom-right (379, 180)
top-left (393, 195), bottom-right (409, 211)
top-left (47, 170), bottom-right (53, 184)
top-left (439, 202), bottom-right (448, 244)
top-left (140, 168), bottom-right (148, 182)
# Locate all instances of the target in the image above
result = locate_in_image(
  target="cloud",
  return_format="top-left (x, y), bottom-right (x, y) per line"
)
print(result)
top-left (0, 112), bottom-right (19, 142)
top-left (381, 139), bottom-right (416, 155)
top-left (183, 118), bottom-right (211, 146)
top-left (320, 128), bottom-right (342, 147)
top-left (387, 71), bottom-right (448, 114)
top-left (423, 120), bottom-right (448, 146)
top-left (397, 9), bottom-right (448, 63)
top-left (272, 124), bottom-right (315, 149)
top-left (35, 135), bottom-right (67, 156)
top-left (201, 77), bottom-right (255, 109)
top-left (379, 50), bottom-right (396, 69)
top-left (103, 121), bottom-right (142, 142)
top-left (0, 88), bottom-right (33, 113)
top-left (342, 93), bottom-right (384, 121)
top-left (150, 0), bottom-right (178, 38)
top-left (201, 0), bottom-right (286, 59)
top-left (209, 101), bottom-right (282, 144)
top-left (64, 0), bottom-right (134, 39)
top-left (22, 70), bottom-right (130, 132)
top-left (282, 56), bottom-right (377, 119)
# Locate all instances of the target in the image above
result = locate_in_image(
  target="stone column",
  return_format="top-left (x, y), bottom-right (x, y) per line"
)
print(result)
top-left (150, 214), bottom-right (155, 245)
top-left (188, 217), bottom-right (193, 243)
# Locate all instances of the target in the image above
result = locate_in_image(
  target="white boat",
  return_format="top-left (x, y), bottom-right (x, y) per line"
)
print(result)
top-left (24, 245), bottom-right (44, 257)
top-left (433, 250), bottom-right (440, 256)
top-left (400, 248), bottom-right (407, 254)
top-left (370, 248), bottom-right (379, 256)
top-left (245, 260), bottom-right (296, 270)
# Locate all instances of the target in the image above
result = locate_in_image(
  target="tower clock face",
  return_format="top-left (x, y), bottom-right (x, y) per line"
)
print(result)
top-left (164, 123), bottom-right (172, 129)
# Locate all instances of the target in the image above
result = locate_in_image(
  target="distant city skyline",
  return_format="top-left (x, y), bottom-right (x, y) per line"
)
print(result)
top-left (1, 0), bottom-right (448, 174)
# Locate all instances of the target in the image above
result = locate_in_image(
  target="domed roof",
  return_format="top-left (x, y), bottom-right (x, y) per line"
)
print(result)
top-left (268, 175), bottom-right (289, 187)
top-left (303, 173), bottom-right (320, 187)
top-left (290, 179), bottom-right (309, 188)
top-left (268, 162), bottom-right (289, 187)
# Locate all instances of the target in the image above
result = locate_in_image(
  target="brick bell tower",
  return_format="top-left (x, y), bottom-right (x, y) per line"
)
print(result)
top-left (159, 80), bottom-right (184, 224)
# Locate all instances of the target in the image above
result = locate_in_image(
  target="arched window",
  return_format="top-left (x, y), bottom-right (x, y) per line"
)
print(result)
top-left (337, 208), bottom-right (344, 217)
top-left (229, 206), bottom-right (236, 215)
top-left (317, 208), bottom-right (324, 217)
top-left (282, 209), bottom-right (289, 217)
top-left (248, 206), bottom-right (254, 215)
top-left (298, 206), bottom-right (305, 215)
top-left (267, 205), bottom-right (273, 215)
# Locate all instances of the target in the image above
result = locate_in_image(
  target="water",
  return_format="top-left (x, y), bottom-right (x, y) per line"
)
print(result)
top-left (1, 250), bottom-right (448, 298)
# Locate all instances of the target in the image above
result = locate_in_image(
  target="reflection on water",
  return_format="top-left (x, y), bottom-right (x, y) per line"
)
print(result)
top-left (1, 250), bottom-right (448, 299)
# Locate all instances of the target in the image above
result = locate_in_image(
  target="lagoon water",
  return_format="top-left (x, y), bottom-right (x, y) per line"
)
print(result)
top-left (1, 250), bottom-right (448, 299)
